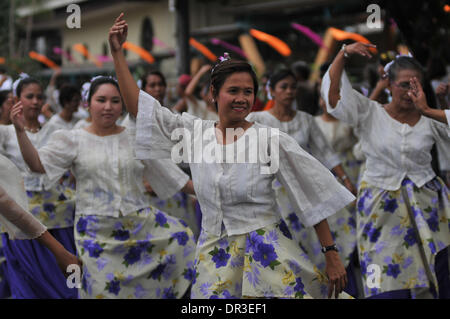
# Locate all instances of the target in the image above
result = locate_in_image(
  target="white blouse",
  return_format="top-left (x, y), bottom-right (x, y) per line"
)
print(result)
top-left (0, 123), bottom-right (58, 191)
top-left (321, 69), bottom-right (450, 190)
top-left (314, 117), bottom-right (358, 154)
top-left (246, 111), bottom-right (341, 170)
top-left (73, 118), bottom-right (91, 130)
top-left (38, 128), bottom-right (188, 217)
top-left (135, 90), bottom-right (355, 236)
top-left (0, 153), bottom-right (46, 239)
top-left (45, 114), bottom-right (78, 130)
top-left (186, 98), bottom-right (219, 121)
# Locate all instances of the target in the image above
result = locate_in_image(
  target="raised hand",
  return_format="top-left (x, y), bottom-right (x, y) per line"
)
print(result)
top-left (344, 42), bottom-right (377, 59)
top-left (10, 101), bottom-right (26, 132)
top-left (108, 13), bottom-right (128, 53)
top-left (408, 77), bottom-right (429, 113)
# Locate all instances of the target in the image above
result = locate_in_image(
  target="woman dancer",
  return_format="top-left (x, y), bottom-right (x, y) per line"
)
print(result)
top-left (246, 70), bottom-right (357, 276)
top-left (321, 42), bottom-right (450, 298)
top-left (109, 13), bottom-right (355, 299)
top-left (11, 76), bottom-right (197, 299)
top-left (0, 90), bottom-right (13, 125)
top-left (0, 77), bottom-right (77, 299)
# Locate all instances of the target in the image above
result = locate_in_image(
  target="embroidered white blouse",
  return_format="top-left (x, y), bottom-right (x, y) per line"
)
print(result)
top-left (0, 123), bottom-right (58, 191)
top-left (321, 69), bottom-right (450, 190)
top-left (38, 128), bottom-right (189, 217)
top-left (246, 111), bottom-right (341, 170)
top-left (135, 90), bottom-right (355, 236)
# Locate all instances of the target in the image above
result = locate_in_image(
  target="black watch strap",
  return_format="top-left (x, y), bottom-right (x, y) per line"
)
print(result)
top-left (321, 244), bottom-right (339, 253)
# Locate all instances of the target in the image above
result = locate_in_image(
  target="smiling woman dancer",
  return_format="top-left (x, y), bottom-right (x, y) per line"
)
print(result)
top-left (321, 42), bottom-right (450, 299)
top-left (10, 76), bottom-right (197, 299)
top-left (109, 13), bottom-right (355, 299)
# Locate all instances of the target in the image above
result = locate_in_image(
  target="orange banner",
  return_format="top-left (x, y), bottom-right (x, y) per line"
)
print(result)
top-left (73, 43), bottom-right (102, 68)
top-left (123, 42), bottom-right (155, 64)
top-left (189, 38), bottom-right (217, 62)
top-left (329, 27), bottom-right (377, 53)
top-left (28, 51), bottom-right (60, 69)
top-left (249, 29), bottom-right (291, 57)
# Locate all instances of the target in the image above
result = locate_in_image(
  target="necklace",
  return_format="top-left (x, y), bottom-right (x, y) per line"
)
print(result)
top-left (24, 125), bottom-right (40, 133)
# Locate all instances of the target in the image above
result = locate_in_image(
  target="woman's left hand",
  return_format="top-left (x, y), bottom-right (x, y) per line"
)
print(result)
top-left (408, 77), bottom-right (429, 113)
top-left (325, 251), bottom-right (348, 298)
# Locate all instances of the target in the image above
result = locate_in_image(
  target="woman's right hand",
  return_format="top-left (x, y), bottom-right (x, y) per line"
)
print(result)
top-left (344, 42), bottom-right (377, 59)
top-left (108, 13), bottom-right (128, 53)
top-left (9, 101), bottom-right (26, 133)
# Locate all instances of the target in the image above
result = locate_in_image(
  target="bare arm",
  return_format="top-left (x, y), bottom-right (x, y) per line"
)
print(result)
top-left (181, 180), bottom-right (196, 195)
top-left (109, 13), bottom-right (140, 117)
top-left (313, 219), bottom-right (347, 298)
top-left (184, 64), bottom-right (211, 98)
top-left (10, 102), bottom-right (46, 173)
top-left (172, 97), bottom-right (187, 113)
top-left (328, 43), bottom-right (377, 108)
top-left (331, 164), bottom-right (357, 195)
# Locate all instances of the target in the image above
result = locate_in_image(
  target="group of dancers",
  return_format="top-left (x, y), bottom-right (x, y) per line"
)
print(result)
top-left (0, 13), bottom-right (448, 299)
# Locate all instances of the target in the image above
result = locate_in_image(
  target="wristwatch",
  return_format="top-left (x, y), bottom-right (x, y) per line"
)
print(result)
top-left (321, 244), bottom-right (339, 254)
top-left (341, 44), bottom-right (349, 58)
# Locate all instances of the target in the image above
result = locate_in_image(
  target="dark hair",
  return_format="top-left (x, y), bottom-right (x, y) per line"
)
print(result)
top-left (0, 90), bottom-right (11, 107)
top-left (16, 77), bottom-right (42, 97)
top-left (268, 69), bottom-right (296, 90)
top-left (291, 61), bottom-right (310, 81)
top-left (58, 84), bottom-right (80, 107)
top-left (88, 77), bottom-right (121, 105)
top-left (387, 56), bottom-right (425, 82)
top-left (210, 59), bottom-right (259, 109)
top-left (141, 70), bottom-right (167, 89)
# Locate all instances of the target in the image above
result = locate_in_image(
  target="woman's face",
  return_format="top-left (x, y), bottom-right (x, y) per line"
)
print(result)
top-left (1, 92), bottom-right (14, 117)
top-left (215, 72), bottom-right (255, 123)
top-left (19, 83), bottom-right (44, 121)
top-left (64, 93), bottom-right (81, 113)
top-left (270, 75), bottom-right (297, 107)
top-left (89, 84), bottom-right (122, 128)
top-left (144, 74), bottom-right (166, 104)
top-left (388, 69), bottom-right (422, 110)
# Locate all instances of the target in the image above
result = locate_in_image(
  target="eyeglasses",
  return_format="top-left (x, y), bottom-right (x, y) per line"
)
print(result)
top-left (392, 81), bottom-right (411, 90)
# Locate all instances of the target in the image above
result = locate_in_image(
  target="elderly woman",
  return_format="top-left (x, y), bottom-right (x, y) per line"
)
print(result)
top-left (321, 41), bottom-right (450, 298)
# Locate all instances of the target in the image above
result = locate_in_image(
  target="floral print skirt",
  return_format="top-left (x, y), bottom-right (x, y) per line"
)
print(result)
top-left (26, 185), bottom-right (76, 229)
top-left (191, 220), bottom-right (353, 299)
top-left (75, 206), bottom-right (197, 299)
top-left (357, 177), bottom-right (450, 297)
top-left (274, 180), bottom-right (357, 271)
top-left (339, 149), bottom-right (364, 186)
top-left (148, 192), bottom-right (200, 240)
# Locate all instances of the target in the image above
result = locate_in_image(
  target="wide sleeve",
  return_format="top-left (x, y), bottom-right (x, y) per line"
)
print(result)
top-left (135, 90), bottom-right (197, 160)
top-left (320, 67), bottom-right (374, 128)
top-left (431, 119), bottom-right (450, 171)
top-left (275, 132), bottom-right (355, 227)
top-left (142, 159), bottom-right (190, 200)
top-left (38, 129), bottom-right (77, 188)
top-left (307, 116), bottom-right (341, 170)
top-left (0, 153), bottom-right (46, 240)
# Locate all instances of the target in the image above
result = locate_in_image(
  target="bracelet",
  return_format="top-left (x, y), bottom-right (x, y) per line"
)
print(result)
top-left (341, 44), bottom-right (349, 58)
top-left (321, 244), bottom-right (339, 254)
